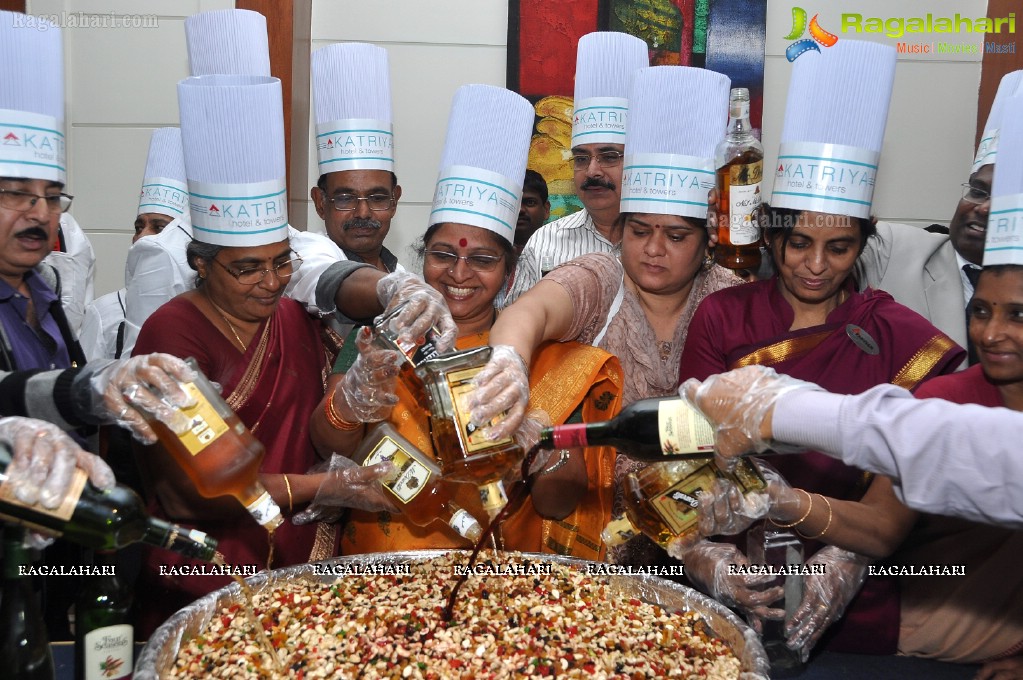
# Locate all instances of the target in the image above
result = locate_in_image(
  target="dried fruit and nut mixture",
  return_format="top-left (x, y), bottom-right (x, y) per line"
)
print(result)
top-left (169, 553), bottom-right (741, 679)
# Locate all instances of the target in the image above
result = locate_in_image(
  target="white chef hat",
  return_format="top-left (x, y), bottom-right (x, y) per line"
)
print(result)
top-left (0, 11), bottom-right (65, 184)
top-left (137, 128), bottom-right (189, 220)
top-left (430, 85), bottom-right (534, 245)
top-left (984, 92), bottom-right (1023, 267)
top-left (178, 75), bottom-right (288, 247)
top-left (772, 40), bottom-right (896, 219)
top-left (972, 70), bottom-right (1023, 174)
top-left (571, 32), bottom-right (649, 147)
top-left (621, 66), bottom-right (730, 220)
top-left (312, 42), bottom-right (394, 174)
top-left (185, 9), bottom-right (271, 77)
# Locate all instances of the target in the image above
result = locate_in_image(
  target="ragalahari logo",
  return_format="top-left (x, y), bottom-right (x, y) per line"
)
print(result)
top-left (784, 7), bottom-right (839, 61)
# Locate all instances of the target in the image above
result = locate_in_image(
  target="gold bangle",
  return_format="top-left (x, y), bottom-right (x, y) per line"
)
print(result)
top-left (799, 494), bottom-right (833, 540)
top-left (770, 488), bottom-right (813, 528)
top-left (282, 474), bottom-right (294, 514)
top-left (324, 384), bottom-right (362, 431)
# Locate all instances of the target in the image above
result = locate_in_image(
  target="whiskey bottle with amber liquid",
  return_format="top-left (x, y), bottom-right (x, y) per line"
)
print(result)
top-left (352, 423), bottom-right (485, 542)
top-left (372, 300), bottom-right (442, 411)
top-left (715, 87), bottom-right (764, 273)
top-left (145, 358), bottom-right (283, 533)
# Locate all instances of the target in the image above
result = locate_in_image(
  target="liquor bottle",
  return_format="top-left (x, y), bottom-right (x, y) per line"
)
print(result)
top-left (0, 528), bottom-right (55, 680)
top-left (144, 358), bottom-right (283, 532)
top-left (372, 300), bottom-right (442, 410)
top-left (415, 346), bottom-right (523, 516)
top-left (714, 87), bottom-right (764, 273)
top-left (540, 396), bottom-right (718, 460)
top-left (0, 441), bottom-right (218, 560)
top-left (602, 458), bottom-right (766, 548)
top-left (74, 552), bottom-right (132, 680)
top-left (747, 523), bottom-right (806, 677)
top-left (352, 423), bottom-right (485, 542)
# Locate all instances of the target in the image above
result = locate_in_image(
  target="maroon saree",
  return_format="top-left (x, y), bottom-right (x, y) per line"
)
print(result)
top-left (678, 278), bottom-right (965, 654)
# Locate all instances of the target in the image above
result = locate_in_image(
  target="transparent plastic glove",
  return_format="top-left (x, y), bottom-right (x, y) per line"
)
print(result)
top-left (680, 365), bottom-right (818, 466)
top-left (976, 656), bottom-right (1023, 680)
top-left (335, 327), bottom-right (401, 422)
top-left (785, 545), bottom-right (869, 660)
top-left (292, 454), bottom-right (399, 525)
top-left (468, 345), bottom-right (530, 441)
top-left (675, 539), bottom-right (784, 630)
top-left (497, 409), bottom-right (550, 484)
top-left (692, 461), bottom-right (803, 544)
top-left (0, 416), bottom-right (115, 508)
top-left (376, 270), bottom-right (457, 353)
top-left (76, 354), bottom-right (197, 444)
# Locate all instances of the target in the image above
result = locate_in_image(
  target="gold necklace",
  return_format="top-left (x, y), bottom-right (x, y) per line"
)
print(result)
top-left (206, 295), bottom-right (247, 351)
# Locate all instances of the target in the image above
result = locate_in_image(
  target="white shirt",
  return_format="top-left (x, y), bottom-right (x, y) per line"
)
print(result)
top-left (42, 213), bottom-right (96, 334)
top-left (772, 385), bottom-right (1023, 528)
top-left (502, 209), bottom-right (615, 306)
top-left (80, 288), bottom-right (126, 361)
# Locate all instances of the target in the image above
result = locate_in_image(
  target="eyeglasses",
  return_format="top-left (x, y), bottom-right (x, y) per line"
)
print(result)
top-left (424, 250), bottom-right (504, 273)
top-left (961, 183), bottom-right (991, 205)
top-left (212, 256), bottom-right (304, 285)
top-left (324, 193), bottom-right (394, 212)
top-left (0, 188), bottom-right (73, 214)
top-left (572, 150), bottom-right (625, 170)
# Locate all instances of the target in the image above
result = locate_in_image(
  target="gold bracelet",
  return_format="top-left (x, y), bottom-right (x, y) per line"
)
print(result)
top-left (282, 474), bottom-right (294, 514)
top-left (324, 384), bottom-right (362, 431)
top-left (538, 449), bottom-right (571, 477)
top-left (799, 494), bottom-right (833, 540)
top-left (770, 488), bottom-right (813, 528)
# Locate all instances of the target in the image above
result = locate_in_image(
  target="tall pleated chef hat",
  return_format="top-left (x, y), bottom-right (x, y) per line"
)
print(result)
top-left (178, 75), bottom-right (288, 247)
top-left (185, 9), bottom-right (271, 77)
top-left (430, 85), bottom-right (534, 245)
top-left (772, 40), bottom-right (896, 219)
top-left (312, 42), bottom-right (394, 174)
top-left (620, 66), bottom-right (730, 220)
top-left (0, 11), bottom-right (65, 184)
top-left (137, 128), bottom-right (189, 220)
top-left (984, 91), bottom-right (1023, 267)
top-left (973, 70), bottom-right (1023, 174)
top-left (571, 32), bottom-right (649, 147)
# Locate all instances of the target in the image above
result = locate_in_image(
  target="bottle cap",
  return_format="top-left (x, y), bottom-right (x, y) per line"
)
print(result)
top-left (601, 515), bottom-right (639, 547)
top-left (245, 491), bottom-right (284, 531)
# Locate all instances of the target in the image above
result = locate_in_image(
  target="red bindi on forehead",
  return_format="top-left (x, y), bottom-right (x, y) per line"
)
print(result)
top-left (459, 238), bottom-right (468, 247)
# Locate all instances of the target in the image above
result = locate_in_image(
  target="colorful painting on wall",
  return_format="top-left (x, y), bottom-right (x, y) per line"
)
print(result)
top-left (508, 0), bottom-right (767, 221)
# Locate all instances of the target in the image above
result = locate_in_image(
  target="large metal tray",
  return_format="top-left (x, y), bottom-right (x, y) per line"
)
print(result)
top-left (136, 550), bottom-right (769, 678)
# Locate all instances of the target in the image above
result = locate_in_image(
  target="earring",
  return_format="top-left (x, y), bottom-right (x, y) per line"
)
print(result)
top-left (703, 252), bottom-right (715, 271)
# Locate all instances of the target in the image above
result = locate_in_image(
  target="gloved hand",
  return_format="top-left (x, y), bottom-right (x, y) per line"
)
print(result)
top-left (292, 454), bottom-right (399, 525)
top-left (692, 461), bottom-right (803, 542)
top-left (468, 345), bottom-right (530, 442)
top-left (680, 365), bottom-right (817, 466)
top-left (674, 539), bottom-right (784, 631)
top-left (334, 327), bottom-right (401, 422)
top-left (498, 409), bottom-right (550, 484)
top-left (0, 416), bottom-right (115, 507)
top-left (76, 354), bottom-right (197, 444)
top-left (376, 270), bottom-right (457, 353)
top-left (785, 545), bottom-right (869, 660)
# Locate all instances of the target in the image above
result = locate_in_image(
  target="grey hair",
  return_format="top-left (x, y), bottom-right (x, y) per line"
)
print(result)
top-left (185, 240), bottom-right (225, 288)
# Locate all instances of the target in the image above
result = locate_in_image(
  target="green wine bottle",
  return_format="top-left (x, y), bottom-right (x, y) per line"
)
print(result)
top-left (74, 551), bottom-right (133, 680)
top-left (0, 443), bottom-right (218, 560)
top-left (0, 528), bottom-right (55, 679)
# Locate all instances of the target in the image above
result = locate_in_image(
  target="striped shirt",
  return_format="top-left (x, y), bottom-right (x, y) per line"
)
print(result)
top-left (502, 209), bottom-right (615, 306)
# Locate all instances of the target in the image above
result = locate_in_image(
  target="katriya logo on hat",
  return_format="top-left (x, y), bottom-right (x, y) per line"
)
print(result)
top-left (178, 75), bottom-right (288, 247)
top-left (620, 66), bottom-right (730, 220)
top-left (0, 11), bottom-right (65, 184)
top-left (571, 32), bottom-right (649, 148)
top-left (772, 40), bottom-right (896, 219)
top-left (312, 43), bottom-right (394, 174)
top-left (431, 85), bottom-right (534, 245)
top-left (984, 92), bottom-right (1023, 267)
top-left (185, 9), bottom-right (271, 77)
top-left (138, 128), bottom-right (188, 220)
top-left (973, 70), bottom-right (1023, 174)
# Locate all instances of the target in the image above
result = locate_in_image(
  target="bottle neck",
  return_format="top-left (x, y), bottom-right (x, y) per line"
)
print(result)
top-left (142, 518), bottom-right (219, 561)
top-left (2, 529), bottom-right (32, 578)
top-left (727, 101), bottom-right (755, 140)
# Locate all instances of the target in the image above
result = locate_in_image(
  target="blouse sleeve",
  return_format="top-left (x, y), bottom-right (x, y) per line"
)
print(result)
top-left (545, 253), bottom-right (623, 344)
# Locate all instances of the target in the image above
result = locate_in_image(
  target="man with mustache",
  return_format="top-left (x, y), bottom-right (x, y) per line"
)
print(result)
top-left (311, 171), bottom-right (403, 274)
top-left (503, 32), bottom-right (649, 304)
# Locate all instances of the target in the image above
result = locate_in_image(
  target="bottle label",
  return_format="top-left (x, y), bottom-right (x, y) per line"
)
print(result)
top-left (244, 491), bottom-right (282, 529)
top-left (0, 466), bottom-right (86, 524)
top-left (479, 481), bottom-right (508, 513)
top-left (650, 466), bottom-right (717, 535)
top-left (658, 400), bottom-right (716, 455)
top-left (446, 366), bottom-right (514, 453)
top-left (727, 161), bottom-right (763, 245)
top-left (177, 382), bottom-right (230, 456)
top-left (773, 141), bottom-right (880, 219)
top-left (83, 623), bottom-right (133, 680)
top-left (364, 436), bottom-right (432, 504)
top-left (550, 423), bottom-right (588, 449)
top-left (448, 508), bottom-right (479, 539)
